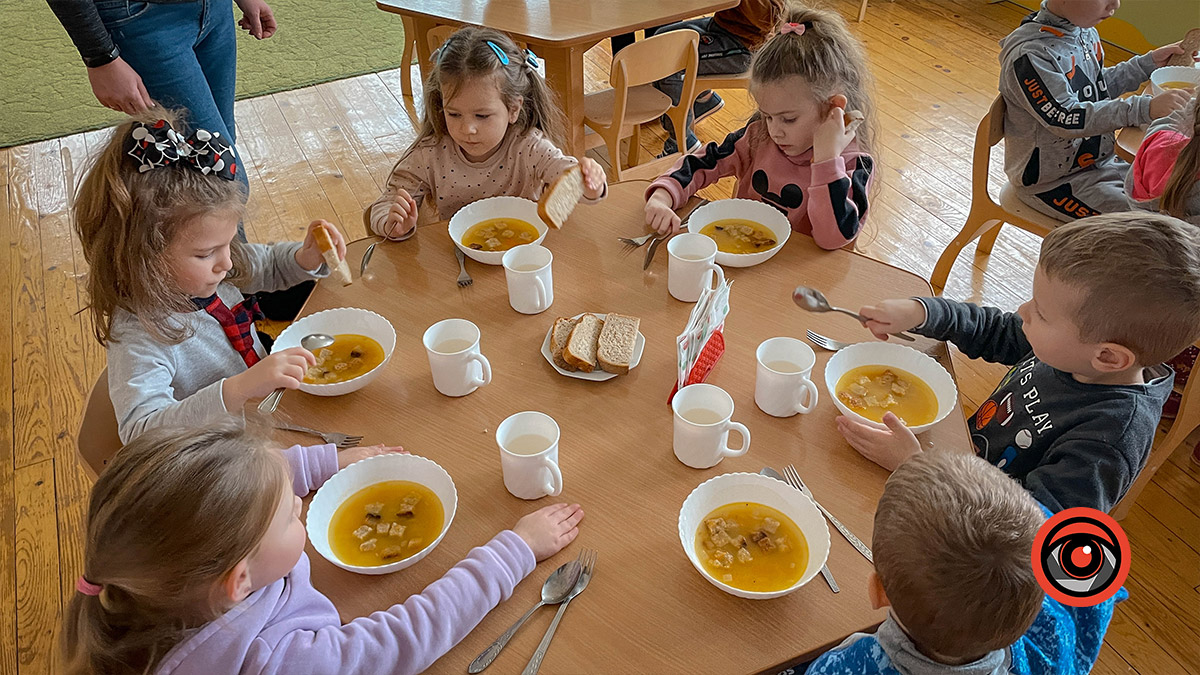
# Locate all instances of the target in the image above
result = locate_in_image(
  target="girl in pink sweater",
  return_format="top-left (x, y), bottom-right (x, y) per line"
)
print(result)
top-left (60, 422), bottom-right (584, 675)
top-left (369, 27), bottom-right (607, 239)
top-left (644, 4), bottom-right (878, 250)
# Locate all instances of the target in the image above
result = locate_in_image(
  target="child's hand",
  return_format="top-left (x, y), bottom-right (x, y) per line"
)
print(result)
top-left (858, 299), bottom-right (927, 340)
top-left (1151, 40), bottom-right (1198, 68)
top-left (296, 220), bottom-right (347, 271)
top-left (381, 191), bottom-right (419, 240)
top-left (338, 444), bottom-right (407, 470)
top-left (224, 347), bottom-right (316, 408)
top-left (579, 158), bottom-right (607, 200)
top-left (513, 503), bottom-right (584, 561)
top-left (813, 105), bottom-right (856, 163)
top-left (644, 188), bottom-right (681, 234)
top-left (1150, 88), bottom-right (1194, 120)
top-left (837, 413), bottom-right (921, 472)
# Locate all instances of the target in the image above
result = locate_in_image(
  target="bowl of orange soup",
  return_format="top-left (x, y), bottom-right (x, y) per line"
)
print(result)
top-left (307, 453), bottom-right (458, 575)
top-left (1150, 66), bottom-right (1200, 96)
top-left (272, 307), bottom-right (396, 397)
top-left (449, 196), bottom-right (549, 265)
top-left (824, 341), bottom-right (958, 434)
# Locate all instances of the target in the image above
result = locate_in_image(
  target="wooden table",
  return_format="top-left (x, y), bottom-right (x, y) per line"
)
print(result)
top-left (1116, 125), bottom-right (1145, 163)
top-left (376, 0), bottom-right (739, 157)
top-left (283, 181), bottom-right (972, 674)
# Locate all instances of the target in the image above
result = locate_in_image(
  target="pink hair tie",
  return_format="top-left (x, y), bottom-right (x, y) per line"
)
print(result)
top-left (76, 577), bottom-right (103, 596)
top-left (780, 22), bottom-right (806, 36)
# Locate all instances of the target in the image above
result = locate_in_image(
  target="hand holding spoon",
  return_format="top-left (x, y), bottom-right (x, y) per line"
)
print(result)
top-left (257, 333), bottom-right (336, 415)
top-left (792, 286), bottom-right (916, 342)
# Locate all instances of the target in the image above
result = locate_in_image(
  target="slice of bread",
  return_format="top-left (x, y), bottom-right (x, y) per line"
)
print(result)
top-left (597, 313), bottom-right (640, 376)
top-left (1167, 28), bottom-right (1200, 67)
top-left (538, 165), bottom-right (584, 229)
top-left (563, 313), bottom-right (604, 373)
top-left (550, 316), bottom-right (580, 371)
top-left (843, 109), bottom-right (865, 135)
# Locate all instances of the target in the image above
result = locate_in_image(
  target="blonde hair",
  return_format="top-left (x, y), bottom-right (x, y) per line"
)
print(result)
top-left (748, 3), bottom-right (878, 162)
top-left (1039, 212), bottom-right (1200, 364)
top-left (74, 108), bottom-right (248, 347)
top-left (59, 422), bottom-right (289, 675)
top-left (1160, 94), bottom-right (1200, 220)
top-left (873, 451), bottom-right (1045, 661)
top-left (403, 26), bottom-right (566, 162)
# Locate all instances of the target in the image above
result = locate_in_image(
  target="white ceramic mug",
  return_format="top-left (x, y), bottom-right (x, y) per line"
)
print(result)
top-left (671, 383), bottom-right (751, 469)
top-left (755, 338), bottom-right (819, 417)
top-left (502, 244), bottom-right (554, 314)
top-left (497, 411), bottom-right (563, 500)
top-left (668, 233), bottom-right (726, 303)
top-left (422, 319), bottom-right (492, 397)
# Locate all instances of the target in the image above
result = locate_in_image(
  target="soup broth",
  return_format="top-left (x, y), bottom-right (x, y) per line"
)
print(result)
top-left (329, 480), bottom-right (444, 567)
top-left (1160, 81), bottom-right (1197, 90)
top-left (304, 334), bottom-right (385, 384)
top-left (695, 502), bottom-right (808, 592)
top-left (836, 365), bottom-right (937, 426)
top-left (700, 219), bottom-right (779, 254)
top-left (462, 218), bottom-right (540, 252)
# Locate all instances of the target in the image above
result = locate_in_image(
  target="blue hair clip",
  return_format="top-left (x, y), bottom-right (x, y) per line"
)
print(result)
top-left (486, 40), bottom-right (510, 65)
top-left (524, 49), bottom-right (539, 69)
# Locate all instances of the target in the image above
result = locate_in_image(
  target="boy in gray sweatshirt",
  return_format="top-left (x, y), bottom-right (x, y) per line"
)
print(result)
top-left (998, 0), bottom-right (1194, 221)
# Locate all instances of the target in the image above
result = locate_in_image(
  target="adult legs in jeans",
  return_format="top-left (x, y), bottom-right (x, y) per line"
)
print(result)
top-left (652, 17), bottom-right (751, 154)
top-left (102, 0), bottom-right (249, 238)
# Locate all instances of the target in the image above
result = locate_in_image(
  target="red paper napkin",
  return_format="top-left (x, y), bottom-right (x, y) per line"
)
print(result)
top-left (667, 330), bottom-right (726, 404)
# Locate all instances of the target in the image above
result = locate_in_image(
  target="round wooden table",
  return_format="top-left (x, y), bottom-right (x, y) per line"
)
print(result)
top-left (1116, 125), bottom-right (1145, 163)
top-left (280, 181), bottom-right (972, 674)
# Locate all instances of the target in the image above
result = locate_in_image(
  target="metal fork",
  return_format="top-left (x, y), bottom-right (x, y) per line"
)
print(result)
top-left (273, 422), bottom-right (363, 449)
top-left (806, 330), bottom-right (854, 352)
top-left (784, 464), bottom-right (873, 563)
top-left (454, 247), bottom-right (473, 287)
top-left (618, 232), bottom-right (658, 254)
top-left (523, 548), bottom-right (597, 675)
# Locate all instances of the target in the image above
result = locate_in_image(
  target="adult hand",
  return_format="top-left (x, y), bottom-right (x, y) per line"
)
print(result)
top-left (236, 0), bottom-right (277, 39)
top-left (88, 58), bottom-right (153, 114)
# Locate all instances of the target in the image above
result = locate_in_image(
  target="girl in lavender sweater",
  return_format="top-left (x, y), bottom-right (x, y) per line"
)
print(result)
top-left (644, 4), bottom-right (878, 249)
top-left (59, 422), bottom-right (585, 675)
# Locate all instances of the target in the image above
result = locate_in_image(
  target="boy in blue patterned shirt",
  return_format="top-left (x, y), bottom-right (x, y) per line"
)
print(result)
top-left (806, 451), bottom-right (1124, 675)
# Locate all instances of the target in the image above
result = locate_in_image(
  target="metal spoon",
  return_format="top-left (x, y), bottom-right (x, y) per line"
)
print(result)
top-left (468, 560), bottom-right (583, 673)
top-left (257, 333), bottom-right (336, 415)
top-left (792, 286), bottom-right (916, 342)
top-left (359, 242), bottom-right (377, 278)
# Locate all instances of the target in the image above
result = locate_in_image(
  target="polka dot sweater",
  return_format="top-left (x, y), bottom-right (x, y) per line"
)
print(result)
top-left (367, 129), bottom-right (604, 237)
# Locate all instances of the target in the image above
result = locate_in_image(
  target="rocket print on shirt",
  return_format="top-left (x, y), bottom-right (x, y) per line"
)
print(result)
top-left (970, 356), bottom-right (1054, 476)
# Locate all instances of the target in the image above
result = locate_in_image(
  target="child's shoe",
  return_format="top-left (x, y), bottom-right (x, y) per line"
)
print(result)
top-left (692, 91), bottom-right (724, 123)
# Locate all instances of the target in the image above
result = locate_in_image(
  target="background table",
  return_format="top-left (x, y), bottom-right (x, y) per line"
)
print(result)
top-left (376, 0), bottom-right (739, 156)
top-left (1116, 125), bottom-right (1145, 163)
top-left (281, 181), bottom-right (972, 674)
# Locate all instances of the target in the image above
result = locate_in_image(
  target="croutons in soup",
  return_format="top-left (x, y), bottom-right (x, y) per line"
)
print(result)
top-left (699, 219), bottom-right (778, 254)
top-left (694, 502), bottom-right (808, 592)
top-left (462, 218), bottom-right (539, 252)
top-left (329, 481), bottom-right (444, 567)
top-left (836, 365), bottom-right (937, 426)
top-left (304, 334), bottom-right (385, 385)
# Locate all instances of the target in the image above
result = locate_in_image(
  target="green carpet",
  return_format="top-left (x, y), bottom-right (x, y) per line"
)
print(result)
top-left (0, 0), bottom-right (407, 148)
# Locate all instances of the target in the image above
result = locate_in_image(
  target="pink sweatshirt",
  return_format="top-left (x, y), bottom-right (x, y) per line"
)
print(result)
top-left (154, 444), bottom-right (537, 675)
top-left (646, 120), bottom-right (875, 249)
top-left (1125, 98), bottom-right (1200, 226)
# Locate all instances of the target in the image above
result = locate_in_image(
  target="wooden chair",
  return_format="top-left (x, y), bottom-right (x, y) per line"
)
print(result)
top-left (77, 368), bottom-right (122, 480)
top-left (696, 70), bottom-right (750, 92)
top-left (583, 30), bottom-right (699, 181)
top-left (1113, 344), bottom-right (1200, 519)
top-left (929, 96), bottom-right (1060, 293)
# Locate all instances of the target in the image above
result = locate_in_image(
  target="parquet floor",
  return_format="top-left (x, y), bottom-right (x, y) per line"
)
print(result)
top-left (2, 1), bottom-right (1196, 673)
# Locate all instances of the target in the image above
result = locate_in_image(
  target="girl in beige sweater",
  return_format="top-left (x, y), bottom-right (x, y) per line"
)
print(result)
top-left (369, 27), bottom-right (607, 238)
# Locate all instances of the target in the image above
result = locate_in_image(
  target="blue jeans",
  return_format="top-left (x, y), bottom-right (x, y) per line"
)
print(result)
top-left (96, 0), bottom-right (249, 219)
top-left (651, 17), bottom-right (752, 152)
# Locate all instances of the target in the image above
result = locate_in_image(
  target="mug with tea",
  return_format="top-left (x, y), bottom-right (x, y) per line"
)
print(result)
top-left (668, 233), bottom-right (726, 303)
top-left (422, 319), bottom-right (492, 397)
top-left (755, 337), bottom-right (819, 417)
top-left (497, 411), bottom-right (563, 500)
top-left (502, 244), bottom-right (554, 315)
top-left (671, 383), bottom-right (751, 469)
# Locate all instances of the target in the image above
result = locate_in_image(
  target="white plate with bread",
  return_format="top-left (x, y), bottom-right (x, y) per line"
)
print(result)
top-left (541, 312), bottom-right (644, 381)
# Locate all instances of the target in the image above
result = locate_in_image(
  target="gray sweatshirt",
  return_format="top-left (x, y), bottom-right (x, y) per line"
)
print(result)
top-left (998, 4), bottom-right (1156, 193)
top-left (107, 242), bottom-right (325, 443)
top-left (914, 297), bottom-right (1172, 513)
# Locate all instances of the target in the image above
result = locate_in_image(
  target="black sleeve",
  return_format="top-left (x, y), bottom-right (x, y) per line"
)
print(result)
top-left (915, 297), bottom-right (1032, 366)
top-left (47, 0), bottom-right (119, 67)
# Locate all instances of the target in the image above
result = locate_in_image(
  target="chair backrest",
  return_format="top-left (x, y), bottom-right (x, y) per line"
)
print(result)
top-left (610, 29), bottom-right (699, 90)
top-left (985, 95), bottom-right (1006, 147)
top-left (427, 25), bottom-right (457, 53)
top-left (970, 96), bottom-right (1007, 204)
top-left (77, 367), bottom-right (122, 480)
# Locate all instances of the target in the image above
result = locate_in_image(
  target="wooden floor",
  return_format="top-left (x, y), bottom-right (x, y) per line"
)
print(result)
top-left (3, 1), bottom-right (1197, 673)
